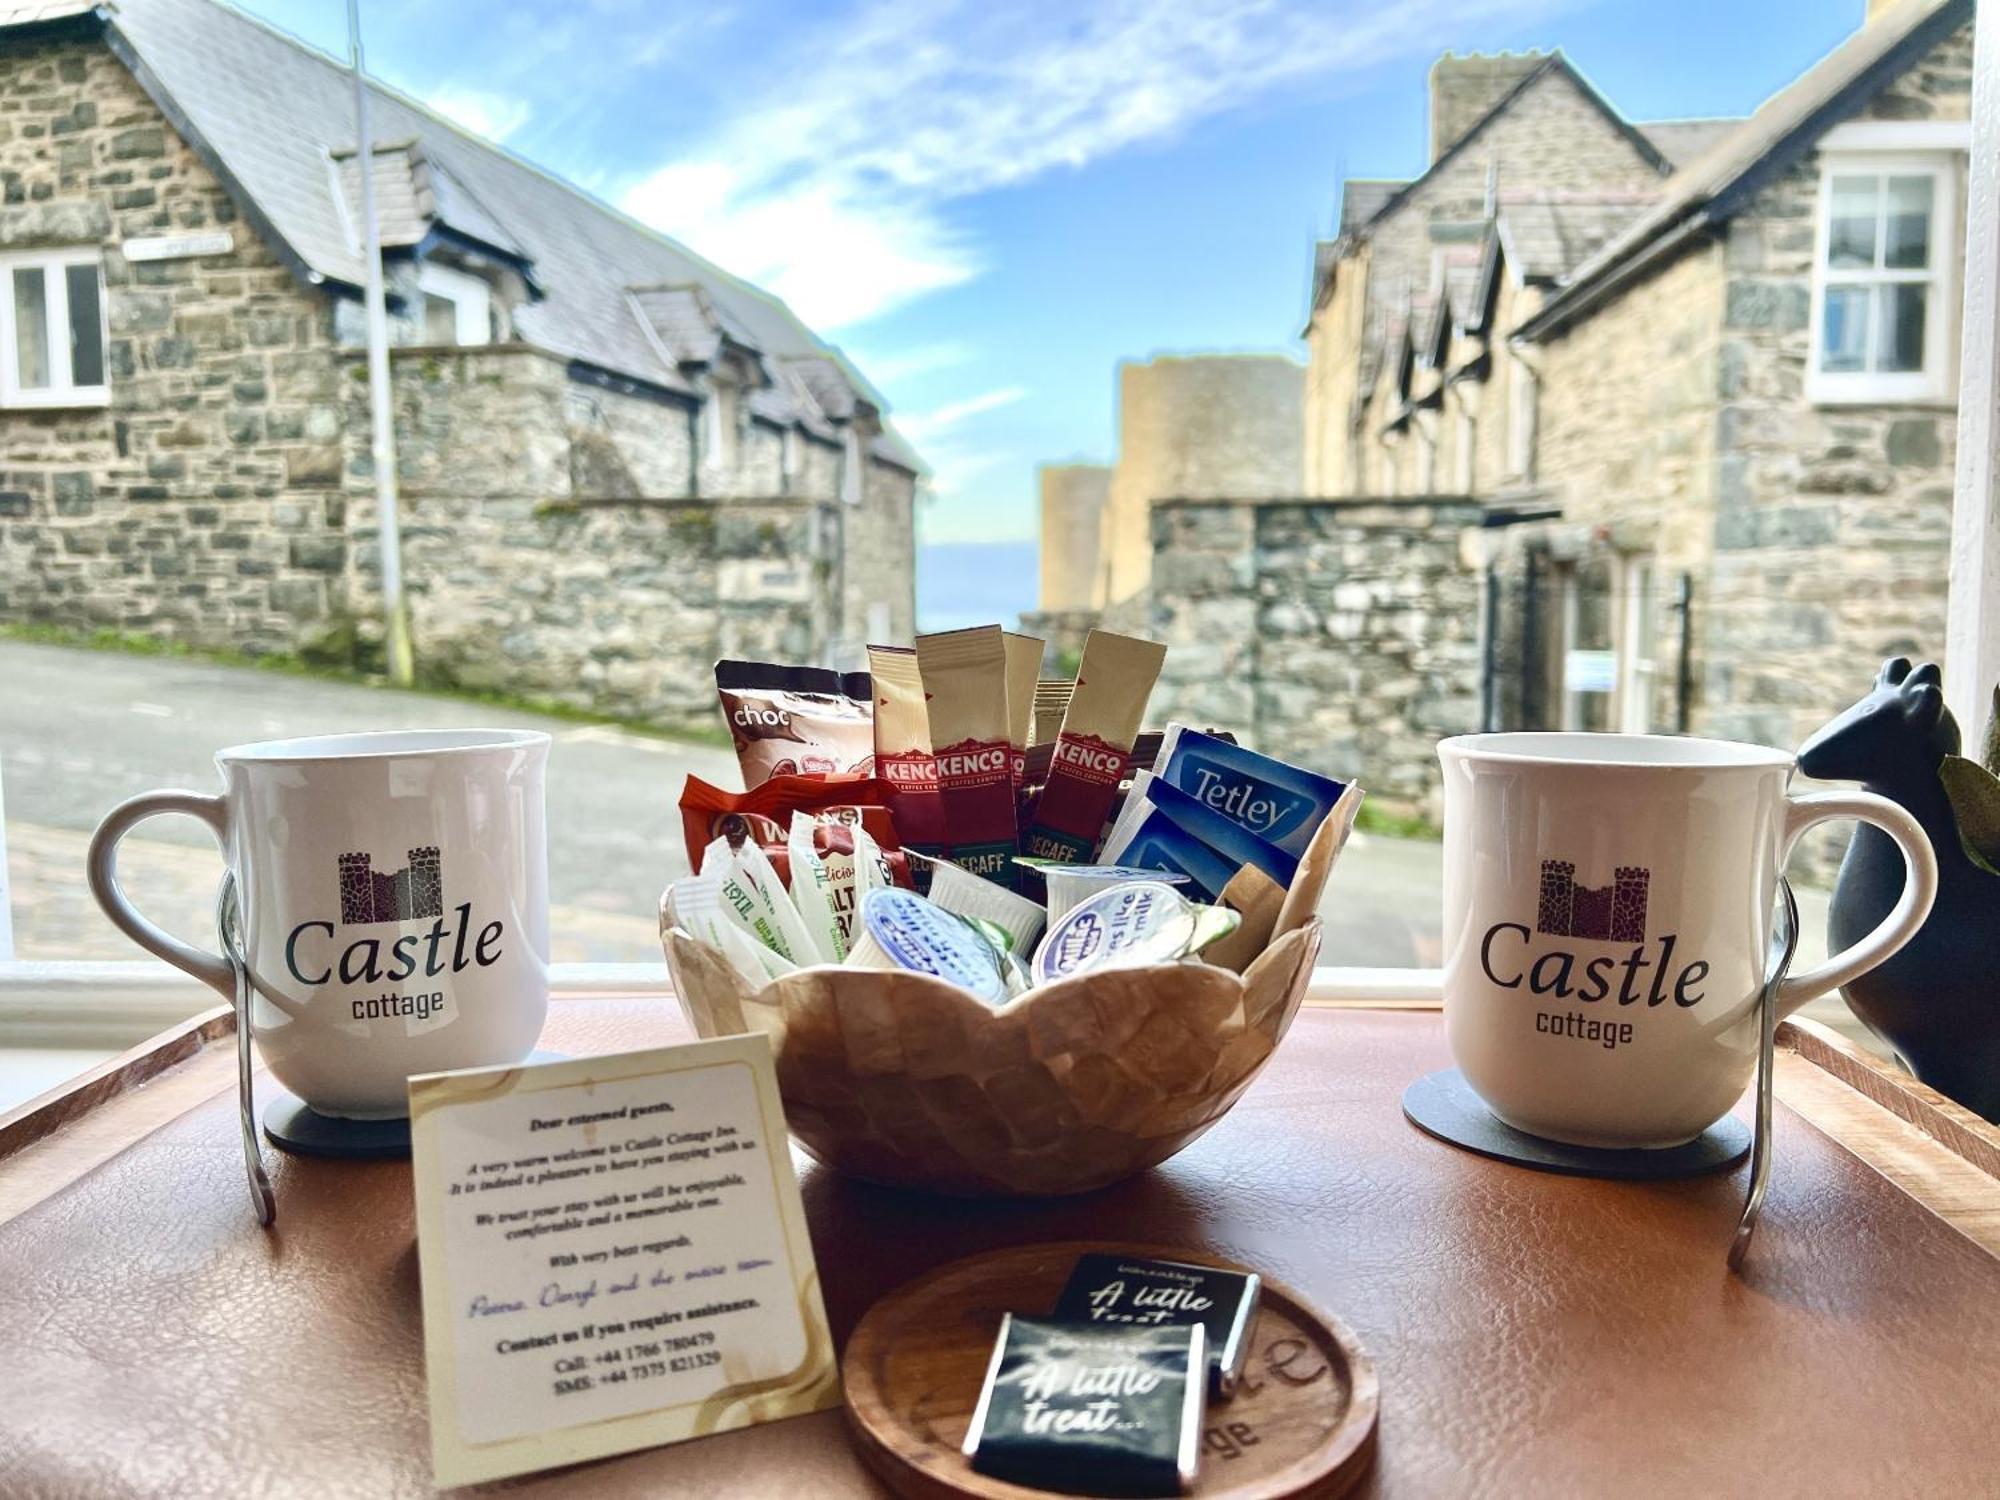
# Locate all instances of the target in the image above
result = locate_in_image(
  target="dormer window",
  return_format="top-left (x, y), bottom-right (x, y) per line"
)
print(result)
top-left (705, 380), bottom-right (739, 471)
top-left (417, 262), bottom-right (493, 346)
top-left (841, 425), bottom-right (863, 505)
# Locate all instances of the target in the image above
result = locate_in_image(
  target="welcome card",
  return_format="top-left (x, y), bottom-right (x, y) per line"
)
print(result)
top-left (408, 1034), bottom-right (837, 1488)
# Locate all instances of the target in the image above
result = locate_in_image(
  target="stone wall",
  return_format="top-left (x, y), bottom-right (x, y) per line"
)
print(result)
top-left (1148, 496), bottom-right (1483, 816)
top-left (1038, 462), bottom-right (1109, 611)
top-left (1699, 21), bottom-right (1970, 753)
top-left (1100, 354), bottom-right (1303, 607)
top-left (0, 31), bottom-right (352, 654)
top-left (0, 28), bottom-right (920, 712)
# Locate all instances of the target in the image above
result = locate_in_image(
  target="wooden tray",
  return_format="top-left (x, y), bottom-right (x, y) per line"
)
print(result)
top-left (842, 1241), bottom-right (1378, 1500)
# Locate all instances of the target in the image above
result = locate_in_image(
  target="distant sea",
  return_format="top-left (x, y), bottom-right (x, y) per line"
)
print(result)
top-left (916, 540), bottom-right (1039, 633)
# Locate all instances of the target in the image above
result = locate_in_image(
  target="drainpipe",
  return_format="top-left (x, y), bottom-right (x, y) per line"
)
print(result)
top-left (349, 0), bottom-right (413, 686)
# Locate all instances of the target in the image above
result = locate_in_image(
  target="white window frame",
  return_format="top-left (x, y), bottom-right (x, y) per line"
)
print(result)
top-left (781, 426), bottom-right (800, 490)
top-left (1806, 128), bottom-right (1965, 407)
top-left (705, 380), bottom-right (738, 473)
top-left (0, 247), bottom-right (109, 409)
top-left (416, 261), bottom-right (493, 347)
top-left (1615, 554), bottom-right (1657, 735)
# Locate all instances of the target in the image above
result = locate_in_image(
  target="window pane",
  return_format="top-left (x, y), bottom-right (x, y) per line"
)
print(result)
top-left (64, 262), bottom-right (103, 387)
top-left (1883, 174), bottom-right (1934, 269)
top-left (13, 266), bottom-right (49, 388)
top-left (1877, 282), bottom-right (1926, 372)
top-left (1821, 285), bottom-right (1870, 372)
top-left (424, 292), bottom-right (458, 344)
top-left (1827, 174), bottom-right (1879, 269)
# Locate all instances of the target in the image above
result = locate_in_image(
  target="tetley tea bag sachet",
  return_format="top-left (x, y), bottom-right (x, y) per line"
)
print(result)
top-left (1022, 629), bottom-right (1166, 864)
top-left (916, 625), bottom-right (1019, 887)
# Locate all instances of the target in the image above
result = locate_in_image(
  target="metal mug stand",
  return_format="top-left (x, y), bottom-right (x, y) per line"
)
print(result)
top-left (1729, 876), bottom-right (1800, 1272)
top-left (216, 874), bottom-right (276, 1228)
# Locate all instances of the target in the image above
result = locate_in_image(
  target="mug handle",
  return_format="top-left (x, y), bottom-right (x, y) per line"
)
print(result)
top-left (1776, 790), bottom-right (1937, 1013)
top-left (86, 790), bottom-right (235, 998)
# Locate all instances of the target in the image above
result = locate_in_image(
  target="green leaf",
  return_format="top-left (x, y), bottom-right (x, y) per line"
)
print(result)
top-left (1940, 754), bottom-right (2000, 876)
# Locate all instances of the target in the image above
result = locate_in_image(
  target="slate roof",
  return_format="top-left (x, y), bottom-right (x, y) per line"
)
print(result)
top-left (1636, 117), bottom-right (1745, 167)
top-left (51, 0), bottom-right (921, 471)
top-left (1494, 196), bottom-right (1654, 282)
top-left (1338, 179), bottom-right (1407, 234)
top-left (1521, 0), bottom-right (1970, 340)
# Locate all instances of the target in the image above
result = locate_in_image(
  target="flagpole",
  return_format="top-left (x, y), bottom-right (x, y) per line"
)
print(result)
top-left (348, 0), bottom-right (414, 687)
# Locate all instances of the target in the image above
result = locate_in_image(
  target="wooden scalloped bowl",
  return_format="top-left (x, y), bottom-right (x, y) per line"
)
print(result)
top-left (660, 918), bottom-right (1322, 1197)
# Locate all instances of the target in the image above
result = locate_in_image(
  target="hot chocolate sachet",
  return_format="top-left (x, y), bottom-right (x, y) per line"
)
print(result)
top-left (1021, 629), bottom-right (1166, 864)
top-left (714, 659), bottom-right (873, 790)
top-left (865, 645), bottom-right (948, 888)
top-left (915, 625), bottom-right (1019, 888)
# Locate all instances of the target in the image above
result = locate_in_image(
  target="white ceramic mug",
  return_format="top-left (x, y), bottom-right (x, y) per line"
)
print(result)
top-left (88, 730), bottom-right (551, 1119)
top-left (1438, 732), bottom-right (1937, 1149)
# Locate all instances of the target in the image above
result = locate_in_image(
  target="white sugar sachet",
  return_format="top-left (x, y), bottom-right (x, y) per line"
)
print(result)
top-left (702, 834), bottom-right (817, 965)
top-left (674, 871), bottom-right (798, 984)
top-left (786, 813), bottom-right (845, 962)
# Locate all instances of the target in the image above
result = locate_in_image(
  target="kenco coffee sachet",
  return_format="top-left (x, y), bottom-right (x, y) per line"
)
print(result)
top-left (916, 625), bottom-right (1019, 887)
top-left (1022, 629), bottom-right (1165, 863)
top-left (714, 659), bottom-right (873, 789)
top-left (866, 645), bottom-right (948, 881)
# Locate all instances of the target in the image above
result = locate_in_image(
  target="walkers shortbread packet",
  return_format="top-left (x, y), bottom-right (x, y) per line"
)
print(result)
top-left (1021, 629), bottom-right (1166, 864)
top-left (916, 625), bottom-right (1019, 888)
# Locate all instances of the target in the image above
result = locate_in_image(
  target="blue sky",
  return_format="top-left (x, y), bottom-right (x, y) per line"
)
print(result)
top-left (242, 0), bottom-right (1863, 553)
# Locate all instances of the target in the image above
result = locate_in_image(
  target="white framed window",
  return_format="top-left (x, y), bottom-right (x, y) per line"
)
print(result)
top-left (840, 425), bottom-right (863, 506)
top-left (1506, 358), bottom-right (1536, 482)
top-left (1807, 141), bottom-right (1961, 405)
top-left (0, 248), bottom-right (108, 408)
top-left (781, 426), bottom-right (800, 490)
top-left (416, 261), bottom-right (493, 347)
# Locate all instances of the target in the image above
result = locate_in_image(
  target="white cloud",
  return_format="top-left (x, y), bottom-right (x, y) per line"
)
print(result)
top-left (620, 0), bottom-right (1572, 330)
top-left (426, 85), bottom-right (532, 144)
top-left (896, 386), bottom-right (1028, 442)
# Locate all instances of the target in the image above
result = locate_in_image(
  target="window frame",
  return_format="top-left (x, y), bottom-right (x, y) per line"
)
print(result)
top-left (840, 425), bottom-right (863, 506)
top-left (0, 247), bottom-right (110, 409)
top-left (1806, 139), bottom-right (1963, 407)
top-left (1506, 356), bottom-right (1537, 483)
top-left (415, 261), bottom-right (494, 348)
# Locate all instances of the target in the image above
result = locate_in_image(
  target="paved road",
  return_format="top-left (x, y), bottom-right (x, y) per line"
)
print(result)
top-left (0, 640), bottom-right (1838, 987)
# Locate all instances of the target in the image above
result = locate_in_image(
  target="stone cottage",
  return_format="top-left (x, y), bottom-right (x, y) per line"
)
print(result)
top-left (1299, 0), bottom-right (1972, 772)
top-left (0, 0), bottom-right (921, 727)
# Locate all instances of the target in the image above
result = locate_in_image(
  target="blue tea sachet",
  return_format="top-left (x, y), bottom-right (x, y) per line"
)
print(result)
top-left (1101, 773), bottom-right (1300, 901)
top-left (1151, 725), bottom-right (1348, 858)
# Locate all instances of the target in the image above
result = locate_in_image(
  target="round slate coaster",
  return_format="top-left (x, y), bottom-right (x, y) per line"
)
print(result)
top-left (262, 1051), bottom-right (568, 1161)
top-left (1402, 1067), bottom-right (1750, 1180)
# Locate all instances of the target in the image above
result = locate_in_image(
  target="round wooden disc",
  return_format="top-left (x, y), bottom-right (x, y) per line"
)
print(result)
top-left (841, 1241), bottom-right (1378, 1500)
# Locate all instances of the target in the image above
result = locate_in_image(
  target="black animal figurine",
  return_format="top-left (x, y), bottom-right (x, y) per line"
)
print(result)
top-left (1798, 658), bottom-right (1999, 1121)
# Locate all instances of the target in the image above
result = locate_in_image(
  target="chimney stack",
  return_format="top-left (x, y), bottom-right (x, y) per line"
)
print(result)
top-left (1428, 51), bottom-right (1551, 163)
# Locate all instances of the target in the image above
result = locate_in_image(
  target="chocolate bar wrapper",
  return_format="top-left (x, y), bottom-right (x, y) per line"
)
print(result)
top-left (1152, 724), bottom-right (1349, 858)
top-left (916, 625), bottom-right (1019, 888)
top-left (865, 645), bottom-right (948, 885)
top-left (963, 1314), bottom-right (1205, 1496)
top-left (1002, 631), bottom-right (1044, 790)
top-left (714, 659), bottom-right (873, 790)
top-left (1021, 629), bottom-right (1166, 865)
top-left (1054, 1253), bottom-right (1262, 1398)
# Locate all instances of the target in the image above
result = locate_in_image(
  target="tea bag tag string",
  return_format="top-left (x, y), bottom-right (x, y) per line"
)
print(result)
top-left (1729, 876), bottom-right (1798, 1272)
top-left (217, 874), bottom-right (276, 1229)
